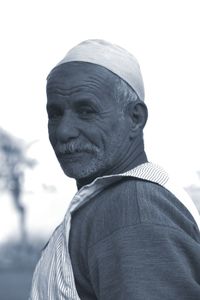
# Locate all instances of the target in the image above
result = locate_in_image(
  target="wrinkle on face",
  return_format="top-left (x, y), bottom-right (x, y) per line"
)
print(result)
top-left (47, 62), bottom-right (116, 98)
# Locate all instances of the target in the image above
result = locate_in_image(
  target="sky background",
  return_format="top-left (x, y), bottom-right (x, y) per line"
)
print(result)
top-left (0, 0), bottom-right (200, 242)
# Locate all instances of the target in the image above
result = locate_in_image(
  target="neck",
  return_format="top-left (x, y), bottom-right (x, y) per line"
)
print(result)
top-left (76, 137), bottom-right (148, 190)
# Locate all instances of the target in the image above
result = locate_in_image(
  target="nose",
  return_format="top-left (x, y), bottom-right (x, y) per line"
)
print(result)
top-left (56, 112), bottom-right (79, 143)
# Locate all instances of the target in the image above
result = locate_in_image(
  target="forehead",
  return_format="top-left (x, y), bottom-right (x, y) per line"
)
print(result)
top-left (46, 62), bottom-right (117, 99)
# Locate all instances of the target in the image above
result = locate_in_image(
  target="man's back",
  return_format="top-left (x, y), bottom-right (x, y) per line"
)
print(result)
top-left (69, 177), bottom-right (200, 299)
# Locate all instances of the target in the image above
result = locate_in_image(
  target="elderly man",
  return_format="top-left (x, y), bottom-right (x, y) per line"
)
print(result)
top-left (30, 40), bottom-right (200, 299)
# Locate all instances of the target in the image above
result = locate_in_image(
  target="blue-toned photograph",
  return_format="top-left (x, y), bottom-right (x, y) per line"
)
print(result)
top-left (0, 1), bottom-right (200, 299)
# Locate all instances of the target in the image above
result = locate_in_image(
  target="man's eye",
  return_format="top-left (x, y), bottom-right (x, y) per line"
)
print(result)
top-left (48, 108), bottom-right (63, 120)
top-left (78, 107), bottom-right (95, 116)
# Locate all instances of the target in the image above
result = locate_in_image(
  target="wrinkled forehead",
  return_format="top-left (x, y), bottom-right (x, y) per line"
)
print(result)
top-left (46, 61), bottom-right (118, 97)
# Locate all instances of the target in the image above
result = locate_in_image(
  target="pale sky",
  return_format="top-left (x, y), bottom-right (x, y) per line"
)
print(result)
top-left (0, 0), bottom-right (200, 242)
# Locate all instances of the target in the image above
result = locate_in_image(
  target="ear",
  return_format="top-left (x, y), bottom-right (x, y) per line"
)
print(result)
top-left (127, 100), bottom-right (148, 137)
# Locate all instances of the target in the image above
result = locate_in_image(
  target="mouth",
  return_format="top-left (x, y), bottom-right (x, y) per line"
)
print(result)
top-left (56, 149), bottom-right (93, 164)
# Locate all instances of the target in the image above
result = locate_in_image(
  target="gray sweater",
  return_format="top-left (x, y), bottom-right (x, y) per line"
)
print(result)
top-left (69, 177), bottom-right (200, 299)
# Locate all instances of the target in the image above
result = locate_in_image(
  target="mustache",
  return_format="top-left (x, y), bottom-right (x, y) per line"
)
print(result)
top-left (55, 141), bottom-right (99, 155)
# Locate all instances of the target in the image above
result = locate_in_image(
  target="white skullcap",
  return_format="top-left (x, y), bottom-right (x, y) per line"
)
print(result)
top-left (56, 39), bottom-right (145, 101)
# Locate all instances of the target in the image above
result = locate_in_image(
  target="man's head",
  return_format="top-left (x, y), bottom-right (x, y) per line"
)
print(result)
top-left (46, 40), bottom-right (148, 184)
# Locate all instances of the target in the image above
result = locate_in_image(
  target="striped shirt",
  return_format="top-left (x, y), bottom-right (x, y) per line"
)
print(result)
top-left (29, 162), bottom-right (200, 300)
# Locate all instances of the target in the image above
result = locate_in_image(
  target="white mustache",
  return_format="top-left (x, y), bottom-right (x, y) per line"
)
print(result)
top-left (56, 142), bottom-right (99, 154)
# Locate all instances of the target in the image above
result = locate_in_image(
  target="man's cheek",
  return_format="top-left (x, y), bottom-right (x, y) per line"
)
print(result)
top-left (48, 132), bottom-right (57, 149)
top-left (48, 125), bottom-right (57, 142)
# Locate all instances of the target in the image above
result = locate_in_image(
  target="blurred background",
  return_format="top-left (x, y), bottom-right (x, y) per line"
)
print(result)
top-left (0, 0), bottom-right (200, 299)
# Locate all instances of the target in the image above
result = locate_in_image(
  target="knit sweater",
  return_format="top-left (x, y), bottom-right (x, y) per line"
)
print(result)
top-left (69, 177), bottom-right (200, 299)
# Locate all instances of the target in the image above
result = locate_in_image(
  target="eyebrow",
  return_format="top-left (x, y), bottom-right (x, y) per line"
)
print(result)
top-left (48, 97), bottom-right (103, 118)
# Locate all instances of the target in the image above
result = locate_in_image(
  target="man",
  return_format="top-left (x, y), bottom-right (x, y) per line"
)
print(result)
top-left (30, 39), bottom-right (200, 299)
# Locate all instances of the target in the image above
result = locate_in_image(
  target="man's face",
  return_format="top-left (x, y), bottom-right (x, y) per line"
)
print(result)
top-left (46, 62), bottom-right (130, 181)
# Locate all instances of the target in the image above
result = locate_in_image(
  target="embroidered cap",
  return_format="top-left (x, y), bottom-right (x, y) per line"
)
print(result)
top-left (55, 39), bottom-right (145, 101)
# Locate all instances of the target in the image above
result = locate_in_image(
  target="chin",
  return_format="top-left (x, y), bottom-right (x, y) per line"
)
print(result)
top-left (60, 160), bottom-right (106, 181)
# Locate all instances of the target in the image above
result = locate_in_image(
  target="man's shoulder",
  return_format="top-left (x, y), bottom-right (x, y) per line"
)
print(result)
top-left (96, 176), bottom-right (190, 221)
top-left (72, 176), bottom-right (193, 226)
top-left (70, 176), bottom-right (199, 250)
